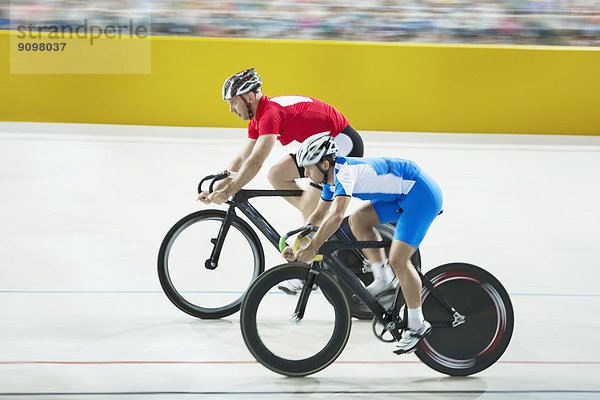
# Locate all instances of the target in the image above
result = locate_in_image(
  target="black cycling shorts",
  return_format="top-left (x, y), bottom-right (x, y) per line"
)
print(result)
top-left (290, 125), bottom-right (364, 178)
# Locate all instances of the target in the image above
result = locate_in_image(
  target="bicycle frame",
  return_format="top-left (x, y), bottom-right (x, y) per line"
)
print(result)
top-left (299, 240), bottom-right (465, 340)
top-left (205, 189), bottom-right (303, 269)
top-left (200, 172), bottom-right (452, 330)
top-left (207, 189), bottom-right (375, 274)
top-left (201, 171), bottom-right (386, 273)
top-left (231, 190), bottom-right (303, 247)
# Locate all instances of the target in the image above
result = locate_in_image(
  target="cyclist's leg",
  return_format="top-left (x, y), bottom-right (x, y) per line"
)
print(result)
top-left (391, 172), bottom-right (443, 310)
top-left (269, 155), bottom-right (319, 294)
top-left (391, 171), bottom-right (443, 353)
top-left (389, 239), bottom-right (429, 354)
top-left (267, 154), bottom-right (301, 192)
top-left (267, 154), bottom-right (318, 219)
top-left (350, 200), bottom-right (399, 294)
top-left (297, 184), bottom-right (322, 220)
top-left (388, 240), bottom-right (421, 308)
top-left (348, 202), bottom-right (385, 263)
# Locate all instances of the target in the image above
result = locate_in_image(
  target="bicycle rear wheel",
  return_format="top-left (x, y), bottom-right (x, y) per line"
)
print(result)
top-left (415, 263), bottom-right (514, 376)
top-left (158, 210), bottom-right (264, 319)
top-left (240, 263), bottom-right (351, 377)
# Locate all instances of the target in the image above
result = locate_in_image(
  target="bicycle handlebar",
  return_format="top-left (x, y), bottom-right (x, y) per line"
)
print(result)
top-left (197, 171), bottom-right (239, 194)
top-left (279, 225), bottom-right (323, 262)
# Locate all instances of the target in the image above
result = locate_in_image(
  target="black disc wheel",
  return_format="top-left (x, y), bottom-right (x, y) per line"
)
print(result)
top-left (415, 263), bottom-right (514, 376)
top-left (158, 210), bottom-right (264, 319)
top-left (240, 263), bottom-right (351, 377)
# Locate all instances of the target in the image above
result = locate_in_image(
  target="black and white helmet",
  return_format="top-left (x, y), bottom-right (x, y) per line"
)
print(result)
top-left (296, 132), bottom-right (339, 167)
top-left (222, 68), bottom-right (262, 101)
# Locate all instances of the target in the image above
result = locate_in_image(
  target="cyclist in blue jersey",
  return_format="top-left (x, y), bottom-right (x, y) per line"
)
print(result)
top-left (282, 132), bottom-right (443, 354)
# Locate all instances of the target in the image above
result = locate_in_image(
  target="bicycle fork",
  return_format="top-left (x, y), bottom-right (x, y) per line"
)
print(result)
top-left (205, 206), bottom-right (236, 270)
top-left (290, 267), bottom-right (320, 324)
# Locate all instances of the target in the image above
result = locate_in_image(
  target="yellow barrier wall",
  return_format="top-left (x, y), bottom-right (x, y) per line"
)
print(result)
top-left (1, 31), bottom-right (599, 135)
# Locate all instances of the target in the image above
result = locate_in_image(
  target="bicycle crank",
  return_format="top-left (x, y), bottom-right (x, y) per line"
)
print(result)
top-left (371, 317), bottom-right (398, 343)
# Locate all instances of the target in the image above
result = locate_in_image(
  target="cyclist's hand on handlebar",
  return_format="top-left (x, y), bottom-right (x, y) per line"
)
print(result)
top-left (294, 247), bottom-right (318, 263)
top-left (280, 225), bottom-right (321, 263)
top-left (281, 242), bottom-right (315, 263)
top-left (281, 246), bottom-right (295, 261)
top-left (208, 189), bottom-right (229, 205)
top-left (197, 190), bottom-right (211, 204)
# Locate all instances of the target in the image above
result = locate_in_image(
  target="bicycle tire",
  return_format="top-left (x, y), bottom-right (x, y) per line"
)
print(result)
top-left (240, 263), bottom-right (351, 377)
top-left (158, 209), bottom-right (265, 319)
top-left (415, 263), bottom-right (514, 376)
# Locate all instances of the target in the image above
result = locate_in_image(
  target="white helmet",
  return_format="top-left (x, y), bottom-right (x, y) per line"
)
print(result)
top-left (222, 68), bottom-right (262, 101)
top-left (296, 132), bottom-right (339, 167)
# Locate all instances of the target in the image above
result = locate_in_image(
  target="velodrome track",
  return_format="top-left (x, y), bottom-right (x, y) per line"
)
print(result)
top-left (1, 122), bottom-right (599, 399)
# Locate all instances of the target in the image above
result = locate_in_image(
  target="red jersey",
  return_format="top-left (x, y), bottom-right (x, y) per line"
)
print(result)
top-left (248, 95), bottom-right (349, 145)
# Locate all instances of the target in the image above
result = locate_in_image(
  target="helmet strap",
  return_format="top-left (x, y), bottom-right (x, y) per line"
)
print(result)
top-left (240, 93), bottom-right (254, 119)
top-left (315, 160), bottom-right (330, 184)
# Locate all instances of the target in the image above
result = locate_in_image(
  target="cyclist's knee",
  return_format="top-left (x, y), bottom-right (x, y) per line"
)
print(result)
top-left (267, 164), bottom-right (288, 186)
top-left (268, 156), bottom-right (299, 186)
top-left (388, 244), bottom-right (416, 271)
top-left (348, 207), bottom-right (379, 233)
top-left (267, 166), bottom-right (280, 186)
top-left (348, 213), bottom-right (373, 236)
top-left (388, 255), bottom-right (412, 274)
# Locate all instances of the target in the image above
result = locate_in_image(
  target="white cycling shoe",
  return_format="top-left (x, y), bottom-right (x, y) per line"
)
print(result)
top-left (393, 320), bottom-right (432, 355)
top-left (278, 279), bottom-right (317, 295)
top-left (277, 279), bottom-right (303, 295)
top-left (366, 278), bottom-right (398, 297)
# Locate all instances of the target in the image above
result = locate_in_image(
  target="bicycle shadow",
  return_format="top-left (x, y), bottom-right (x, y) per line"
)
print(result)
top-left (187, 318), bottom-right (234, 331)
top-left (270, 376), bottom-right (486, 398)
top-left (407, 376), bottom-right (487, 398)
top-left (273, 377), bottom-right (322, 394)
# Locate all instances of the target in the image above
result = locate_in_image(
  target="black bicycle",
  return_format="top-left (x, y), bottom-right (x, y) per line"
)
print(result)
top-left (240, 226), bottom-right (514, 377)
top-left (157, 171), bottom-right (421, 319)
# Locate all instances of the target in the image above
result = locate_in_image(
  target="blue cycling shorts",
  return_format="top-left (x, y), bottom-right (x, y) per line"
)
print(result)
top-left (371, 170), bottom-right (443, 248)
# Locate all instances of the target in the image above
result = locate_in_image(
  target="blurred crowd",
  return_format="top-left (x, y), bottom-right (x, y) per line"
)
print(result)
top-left (3, 0), bottom-right (599, 46)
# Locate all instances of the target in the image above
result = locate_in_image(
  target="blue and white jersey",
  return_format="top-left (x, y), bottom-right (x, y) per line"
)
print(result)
top-left (321, 156), bottom-right (421, 202)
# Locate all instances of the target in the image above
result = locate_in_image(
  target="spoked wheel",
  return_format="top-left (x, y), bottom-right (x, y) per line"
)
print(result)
top-left (345, 222), bottom-right (422, 320)
top-left (158, 210), bottom-right (264, 319)
top-left (416, 263), bottom-right (514, 376)
top-left (240, 263), bottom-right (351, 377)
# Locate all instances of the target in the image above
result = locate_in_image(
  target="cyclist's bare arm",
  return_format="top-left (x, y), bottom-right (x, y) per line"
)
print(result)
top-left (292, 196), bottom-right (351, 262)
top-left (306, 198), bottom-right (332, 227)
top-left (206, 134), bottom-right (277, 204)
top-left (228, 138), bottom-right (257, 174)
top-left (226, 134), bottom-right (276, 193)
top-left (198, 138), bottom-right (257, 203)
top-left (282, 199), bottom-right (332, 261)
top-left (308, 196), bottom-right (351, 250)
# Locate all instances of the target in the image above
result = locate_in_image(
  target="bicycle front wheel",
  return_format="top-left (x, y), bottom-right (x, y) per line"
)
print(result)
top-left (158, 210), bottom-right (264, 319)
top-left (240, 263), bottom-right (351, 377)
top-left (416, 263), bottom-right (514, 376)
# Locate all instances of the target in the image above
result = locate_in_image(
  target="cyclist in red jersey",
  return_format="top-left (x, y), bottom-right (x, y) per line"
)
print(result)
top-left (198, 68), bottom-right (364, 219)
